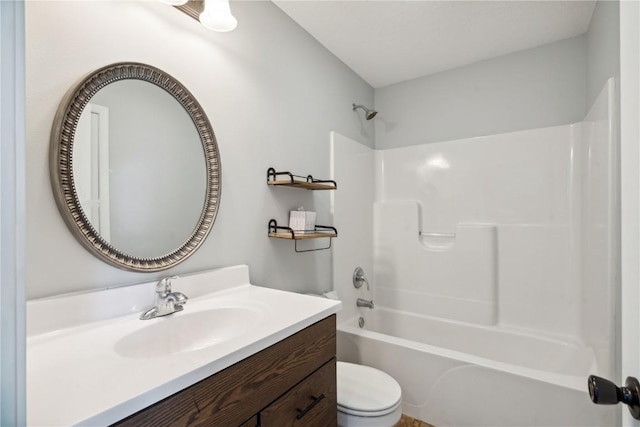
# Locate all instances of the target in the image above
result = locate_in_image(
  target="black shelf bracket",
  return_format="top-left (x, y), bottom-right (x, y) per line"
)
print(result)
top-left (266, 167), bottom-right (337, 189)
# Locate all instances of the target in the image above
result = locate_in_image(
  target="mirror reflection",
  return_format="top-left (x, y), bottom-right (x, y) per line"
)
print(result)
top-left (73, 80), bottom-right (206, 259)
top-left (51, 62), bottom-right (220, 272)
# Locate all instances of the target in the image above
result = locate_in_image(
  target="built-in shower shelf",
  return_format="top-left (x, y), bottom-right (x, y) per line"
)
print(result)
top-left (268, 219), bottom-right (337, 252)
top-left (267, 168), bottom-right (337, 190)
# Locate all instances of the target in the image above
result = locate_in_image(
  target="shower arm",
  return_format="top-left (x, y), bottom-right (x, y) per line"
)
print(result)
top-left (352, 103), bottom-right (378, 120)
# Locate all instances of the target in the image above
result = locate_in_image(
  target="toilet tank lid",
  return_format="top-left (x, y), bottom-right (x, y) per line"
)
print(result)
top-left (337, 361), bottom-right (402, 413)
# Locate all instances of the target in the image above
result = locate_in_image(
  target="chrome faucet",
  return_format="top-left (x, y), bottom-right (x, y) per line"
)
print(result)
top-left (140, 276), bottom-right (188, 320)
top-left (356, 298), bottom-right (374, 309)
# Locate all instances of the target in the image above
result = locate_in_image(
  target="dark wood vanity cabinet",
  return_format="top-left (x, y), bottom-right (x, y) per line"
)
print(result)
top-left (260, 360), bottom-right (335, 426)
top-left (113, 315), bottom-right (337, 427)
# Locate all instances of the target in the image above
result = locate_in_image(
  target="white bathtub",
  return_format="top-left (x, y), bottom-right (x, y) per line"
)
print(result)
top-left (337, 308), bottom-right (615, 426)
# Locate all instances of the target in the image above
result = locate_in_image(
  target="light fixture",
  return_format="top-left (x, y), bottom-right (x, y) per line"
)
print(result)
top-left (158, 0), bottom-right (189, 6)
top-left (199, 0), bottom-right (237, 32)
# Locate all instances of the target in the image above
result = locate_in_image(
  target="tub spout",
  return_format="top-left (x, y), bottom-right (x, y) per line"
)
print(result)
top-left (357, 298), bottom-right (374, 309)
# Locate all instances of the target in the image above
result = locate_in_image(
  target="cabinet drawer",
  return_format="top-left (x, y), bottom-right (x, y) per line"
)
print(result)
top-left (261, 359), bottom-right (337, 427)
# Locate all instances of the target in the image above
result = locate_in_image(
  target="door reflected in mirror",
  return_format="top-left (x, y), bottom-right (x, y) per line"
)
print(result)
top-left (75, 103), bottom-right (111, 241)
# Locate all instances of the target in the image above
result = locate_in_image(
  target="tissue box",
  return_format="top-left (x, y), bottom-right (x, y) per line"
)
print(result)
top-left (289, 210), bottom-right (317, 231)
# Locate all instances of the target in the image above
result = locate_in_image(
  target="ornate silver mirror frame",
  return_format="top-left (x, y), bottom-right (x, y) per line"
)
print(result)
top-left (50, 62), bottom-right (221, 272)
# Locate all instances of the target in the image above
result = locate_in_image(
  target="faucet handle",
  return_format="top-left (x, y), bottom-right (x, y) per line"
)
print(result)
top-left (156, 275), bottom-right (179, 297)
top-left (353, 267), bottom-right (370, 291)
top-left (173, 292), bottom-right (188, 307)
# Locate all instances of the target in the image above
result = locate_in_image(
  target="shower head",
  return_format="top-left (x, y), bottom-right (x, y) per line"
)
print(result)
top-left (352, 103), bottom-right (378, 120)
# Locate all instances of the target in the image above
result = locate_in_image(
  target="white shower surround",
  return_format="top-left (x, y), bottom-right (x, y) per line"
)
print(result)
top-left (374, 125), bottom-right (583, 335)
top-left (331, 78), bottom-right (616, 426)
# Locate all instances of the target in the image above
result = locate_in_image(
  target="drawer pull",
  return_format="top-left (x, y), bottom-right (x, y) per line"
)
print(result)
top-left (296, 394), bottom-right (325, 420)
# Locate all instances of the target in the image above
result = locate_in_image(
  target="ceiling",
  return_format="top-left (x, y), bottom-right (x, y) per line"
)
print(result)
top-left (272, 1), bottom-right (597, 88)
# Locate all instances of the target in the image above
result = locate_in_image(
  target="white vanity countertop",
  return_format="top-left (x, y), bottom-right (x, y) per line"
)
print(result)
top-left (27, 265), bottom-right (341, 426)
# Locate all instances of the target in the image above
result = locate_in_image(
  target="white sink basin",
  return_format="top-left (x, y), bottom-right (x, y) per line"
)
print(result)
top-left (114, 306), bottom-right (262, 358)
top-left (27, 265), bottom-right (342, 427)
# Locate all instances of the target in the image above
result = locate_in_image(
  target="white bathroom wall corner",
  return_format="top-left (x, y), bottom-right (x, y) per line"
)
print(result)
top-left (330, 132), bottom-right (374, 324)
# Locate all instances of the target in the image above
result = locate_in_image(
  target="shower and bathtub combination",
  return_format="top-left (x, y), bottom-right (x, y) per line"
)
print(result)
top-left (331, 79), bottom-right (617, 426)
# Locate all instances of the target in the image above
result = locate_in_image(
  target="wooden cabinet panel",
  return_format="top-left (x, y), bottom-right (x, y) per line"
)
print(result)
top-left (113, 315), bottom-right (336, 427)
top-left (261, 359), bottom-right (337, 427)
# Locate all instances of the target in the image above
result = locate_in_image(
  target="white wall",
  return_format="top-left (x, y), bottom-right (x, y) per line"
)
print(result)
top-left (375, 35), bottom-right (587, 149)
top-left (587, 1), bottom-right (620, 109)
top-left (26, 1), bottom-right (375, 298)
top-left (373, 0), bottom-right (620, 150)
top-left (330, 132), bottom-right (374, 323)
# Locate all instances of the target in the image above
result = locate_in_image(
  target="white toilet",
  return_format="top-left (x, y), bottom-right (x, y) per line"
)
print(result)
top-left (336, 361), bottom-right (402, 427)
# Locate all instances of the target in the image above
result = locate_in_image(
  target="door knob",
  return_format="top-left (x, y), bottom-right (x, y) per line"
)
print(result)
top-left (588, 375), bottom-right (640, 419)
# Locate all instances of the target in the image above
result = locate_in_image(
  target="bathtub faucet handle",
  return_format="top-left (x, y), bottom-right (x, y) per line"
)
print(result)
top-left (353, 267), bottom-right (370, 291)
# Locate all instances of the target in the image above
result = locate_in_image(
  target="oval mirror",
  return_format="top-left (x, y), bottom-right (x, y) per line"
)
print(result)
top-left (50, 63), bottom-right (221, 272)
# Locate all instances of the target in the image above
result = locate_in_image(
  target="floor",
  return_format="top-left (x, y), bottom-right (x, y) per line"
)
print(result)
top-left (396, 414), bottom-right (435, 427)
